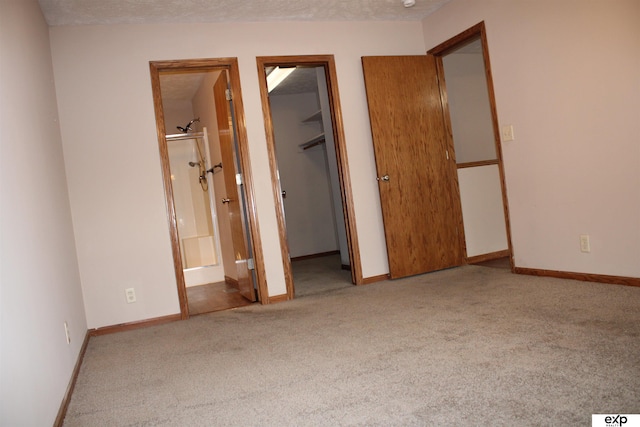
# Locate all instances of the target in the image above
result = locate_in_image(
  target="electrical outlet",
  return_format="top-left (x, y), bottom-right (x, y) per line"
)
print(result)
top-left (580, 234), bottom-right (591, 253)
top-left (125, 288), bottom-right (137, 303)
top-left (64, 321), bottom-right (71, 344)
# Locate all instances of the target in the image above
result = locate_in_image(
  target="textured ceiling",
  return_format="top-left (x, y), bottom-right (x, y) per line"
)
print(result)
top-left (160, 72), bottom-right (208, 104)
top-left (38, 0), bottom-right (450, 26)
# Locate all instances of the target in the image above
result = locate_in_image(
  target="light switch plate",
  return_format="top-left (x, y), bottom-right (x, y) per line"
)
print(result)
top-left (501, 125), bottom-right (515, 142)
top-left (580, 235), bottom-right (591, 253)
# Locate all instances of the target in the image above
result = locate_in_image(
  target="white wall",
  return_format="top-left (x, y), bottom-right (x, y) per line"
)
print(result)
top-left (49, 21), bottom-right (426, 328)
top-left (0, 0), bottom-right (87, 425)
top-left (317, 67), bottom-right (351, 267)
top-left (270, 92), bottom-right (339, 258)
top-left (442, 50), bottom-right (507, 257)
top-left (443, 51), bottom-right (496, 163)
top-left (163, 100), bottom-right (195, 135)
top-left (458, 165), bottom-right (508, 257)
top-left (423, 0), bottom-right (640, 277)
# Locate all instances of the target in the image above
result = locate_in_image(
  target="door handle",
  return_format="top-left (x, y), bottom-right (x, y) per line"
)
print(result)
top-left (377, 175), bottom-right (390, 182)
top-left (221, 198), bottom-right (231, 204)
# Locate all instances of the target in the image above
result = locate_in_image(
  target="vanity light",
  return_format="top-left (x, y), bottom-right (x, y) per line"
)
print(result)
top-left (403, 0), bottom-right (416, 7)
top-left (267, 66), bottom-right (295, 92)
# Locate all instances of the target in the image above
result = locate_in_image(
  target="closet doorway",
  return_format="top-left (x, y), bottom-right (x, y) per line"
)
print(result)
top-left (150, 58), bottom-right (268, 318)
top-left (256, 55), bottom-right (363, 299)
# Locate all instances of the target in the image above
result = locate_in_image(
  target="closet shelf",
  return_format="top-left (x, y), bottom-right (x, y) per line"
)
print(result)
top-left (299, 133), bottom-right (325, 150)
top-left (302, 109), bottom-right (323, 123)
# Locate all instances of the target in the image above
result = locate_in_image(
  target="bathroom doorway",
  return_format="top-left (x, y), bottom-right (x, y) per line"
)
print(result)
top-left (150, 58), bottom-right (268, 318)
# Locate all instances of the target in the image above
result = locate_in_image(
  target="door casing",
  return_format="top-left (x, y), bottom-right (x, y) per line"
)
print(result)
top-left (149, 57), bottom-right (268, 318)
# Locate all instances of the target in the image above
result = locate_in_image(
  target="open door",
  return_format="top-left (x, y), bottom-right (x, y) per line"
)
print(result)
top-left (213, 71), bottom-right (255, 302)
top-left (362, 55), bottom-right (464, 279)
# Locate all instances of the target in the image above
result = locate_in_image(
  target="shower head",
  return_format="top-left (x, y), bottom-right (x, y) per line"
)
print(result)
top-left (177, 117), bottom-right (201, 133)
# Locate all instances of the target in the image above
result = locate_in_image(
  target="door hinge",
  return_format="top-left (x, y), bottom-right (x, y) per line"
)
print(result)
top-left (446, 150), bottom-right (450, 160)
top-left (247, 258), bottom-right (255, 270)
top-left (225, 89), bottom-right (232, 101)
top-left (235, 173), bottom-right (243, 185)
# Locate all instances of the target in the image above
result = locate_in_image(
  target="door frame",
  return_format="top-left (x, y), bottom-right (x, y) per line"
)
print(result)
top-left (149, 57), bottom-right (268, 318)
top-left (428, 22), bottom-right (515, 269)
top-left (256, 55), bottom-right (363, 300)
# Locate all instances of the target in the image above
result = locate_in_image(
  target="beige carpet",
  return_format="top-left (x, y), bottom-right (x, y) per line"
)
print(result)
top-left (63, 265), bottom-right (640, 426)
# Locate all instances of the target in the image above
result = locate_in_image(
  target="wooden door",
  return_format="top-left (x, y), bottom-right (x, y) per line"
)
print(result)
top-left (213, 71), bottom-right (256, 301)
top-left (362, 55), bottom-right (464, 278)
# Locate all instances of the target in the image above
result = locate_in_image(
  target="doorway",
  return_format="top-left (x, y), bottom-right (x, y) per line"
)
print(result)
top-left (361, 22), bottom-right (513, 279)
top-left (256, 55), bottom-right (363, 300)
top-left (429, 22), bottom-right (513, 268)
top-left (149, 58), bottom-right (268, 318)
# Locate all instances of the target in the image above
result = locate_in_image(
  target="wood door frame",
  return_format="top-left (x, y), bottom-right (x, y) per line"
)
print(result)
top-left (428, 22), bottom-right (515, 269)
top-left (256, 55), bottom-right (363, 301)
top-left (149, 57), bottom-right (268, 319)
